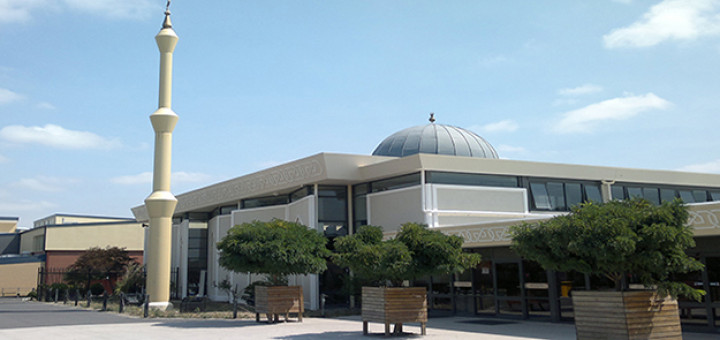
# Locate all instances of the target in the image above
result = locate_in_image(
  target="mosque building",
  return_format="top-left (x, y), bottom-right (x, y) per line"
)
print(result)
top-left (132, 115), bottom-right (720, 328)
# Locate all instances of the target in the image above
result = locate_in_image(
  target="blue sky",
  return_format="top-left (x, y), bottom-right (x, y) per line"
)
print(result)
top-left (2, 0), bottom-right (720, 229)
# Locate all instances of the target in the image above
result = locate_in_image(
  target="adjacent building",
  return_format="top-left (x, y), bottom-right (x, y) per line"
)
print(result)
top-left (0, 214), bottom-right (145, 295)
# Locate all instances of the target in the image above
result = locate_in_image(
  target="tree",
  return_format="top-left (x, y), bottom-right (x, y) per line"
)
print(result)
top-left (510, 198), bottom-right (704, 300)
top-left (333, 223), bottom-right (481, 287)
top-left (114, 262), bottom-right (145, 294)
top-left (216, 219), bottom-right (331, 285)
top-left (65, 246), bottom-right (134, 292)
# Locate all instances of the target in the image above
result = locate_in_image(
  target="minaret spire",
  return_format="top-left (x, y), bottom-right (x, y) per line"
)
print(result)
top-left (144, 3), bottom-right (179, 311)
top-left (162, 0), bottom-right (172, 29)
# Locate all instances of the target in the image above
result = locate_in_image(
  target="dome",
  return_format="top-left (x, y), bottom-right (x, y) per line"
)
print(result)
top-left (372, 122), bottom-right (499, 159)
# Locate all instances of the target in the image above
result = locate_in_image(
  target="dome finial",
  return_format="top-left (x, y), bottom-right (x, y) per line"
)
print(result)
top-left (429, 112), bottom-right (436, 123)
top-left (162, 0), bottom-right (172, 29)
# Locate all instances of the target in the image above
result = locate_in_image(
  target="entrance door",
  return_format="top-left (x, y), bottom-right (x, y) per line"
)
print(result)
top-left (475, 261), bottom-right (495, 315)
top-left (522, 261), bottom-right (550, 319)
top-left (494, 261), bottom-right (523, 317)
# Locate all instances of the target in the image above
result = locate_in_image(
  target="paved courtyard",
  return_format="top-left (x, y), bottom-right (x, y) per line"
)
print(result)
top-left (1, 298), bottom-right (718, 339)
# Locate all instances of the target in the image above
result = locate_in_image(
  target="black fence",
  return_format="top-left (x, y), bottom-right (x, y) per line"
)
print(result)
top-left (36, 267), bottom-right (180, 302)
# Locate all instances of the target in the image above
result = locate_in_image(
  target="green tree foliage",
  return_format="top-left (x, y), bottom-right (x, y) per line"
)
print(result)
top-left (334, 223), bottom-right (482, 287)
top-left (64, 246), bottom-right (134, 292)
top-left (511, 198), bottom-right (704, 300)
top-left (216, 219), bottom-right (331, 285)
top-left (114, 262), bottom-right (145, 294)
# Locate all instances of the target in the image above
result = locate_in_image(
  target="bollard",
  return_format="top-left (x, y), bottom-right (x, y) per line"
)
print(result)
top-left (54, 288), bottom-right (58, 303)
top-left (119, 293), bottom-right (125, 314)
top-left (86, 290), bottom-right (91, 308)
top-left (143, 294), bottom-right (149, 318)
top-left (321, 294), bottom-right (326, 317)
top-left (233, 298), bottom-right (238, 319)
top-left (102, 293), bottom-right (108, 311)
top-left (74, 289), bottom-right (79, 306)
top-left (64, 289), bottom-right (68, 304)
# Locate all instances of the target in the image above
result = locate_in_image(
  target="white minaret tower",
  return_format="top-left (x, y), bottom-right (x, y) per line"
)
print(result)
top-left (144, 1), bottom-right (178, 311)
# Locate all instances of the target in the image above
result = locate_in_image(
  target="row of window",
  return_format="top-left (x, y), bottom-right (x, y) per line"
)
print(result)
top-left (226, 171), bottom-right (720, 227)
top-left (611, 184), bottom-right (720, 205)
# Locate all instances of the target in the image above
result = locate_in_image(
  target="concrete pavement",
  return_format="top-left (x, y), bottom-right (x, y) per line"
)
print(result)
top-left (1, 298), bottom-right (719, 339)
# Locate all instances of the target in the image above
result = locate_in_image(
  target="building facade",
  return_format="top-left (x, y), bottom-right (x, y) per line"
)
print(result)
top-left (132, 122), bottom-right (720, 328)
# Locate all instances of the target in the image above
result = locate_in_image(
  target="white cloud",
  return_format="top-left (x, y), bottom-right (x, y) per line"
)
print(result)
top-left (558, 84), bottom-right (604, 96)
top-left (477, 120), bottom-right (519, 133)
top-left (0, 154), bottom-right (8, 163)
top-left (0, 0), bottom-right (157, 24)
top-left (12, 176), bottom-right (80, 192)
top-left (604, 0), bottom-right (720, 48)
top-left (36, 102), bottom-right (56, 110)
top-left (0, 87), bottom-right (24, 104)
top-left (554, 93), bottom-right (671, 133)
top-left (0, 124), bottom-right (122, 149)
top-left (111, 171), bottom-right (213, 185)
top-left (678, 159), bottom-right (720, 173)
top-left (63, 0), bottom-right (157, 20)
top-left (496, 144), bottom-right (526, 153)
top-left (0, 0), bottom-right (46, 23)
top-left (0, 199), bottom-right (56, 212)
top-left (552, 98), bottom-right (579, 106)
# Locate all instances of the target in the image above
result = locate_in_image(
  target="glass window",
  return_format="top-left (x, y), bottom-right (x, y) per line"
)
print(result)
top-left (242, 196), bottom-right (288, 209)
top-left (627, 187), bottom-right (643, 199)
top-left (679, 190), bottom-right (695, 203)
top-left (530, 182), bottom-right (552, 210)
top-left (426, 171), bottom-right (518, 188)
top-left (290, 186), bottom-right (313, 202)
top-left (352, 184), bottom-right (369, 232)
top-left (711, 191), bottom-right (720, 201)
top-left (584, 184), bottom-right (602, 203)
top-left (611, 186), bottom-right (625, 200)
top-left (642, 187), bottom-right (660, 205)
top-left (371, 173), bottom-right (421, 192)
top-left (693, 190), bottom-right (708, 203)
top-left (318, 187), bottom-right (347, 222)
top-left (547, 182), bottom-right (565, 211)
top-left (660, 189), bottom-right (677, 203)
top-left (566, 183), bottom-right (583, 209)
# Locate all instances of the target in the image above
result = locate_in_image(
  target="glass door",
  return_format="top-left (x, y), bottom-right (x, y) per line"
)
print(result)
top-left (475, 261), bottom-right (495, 315)
top-left (495, 261), bottom-right (523, 317)
top-left (523, 261), bottom-right (550, 318)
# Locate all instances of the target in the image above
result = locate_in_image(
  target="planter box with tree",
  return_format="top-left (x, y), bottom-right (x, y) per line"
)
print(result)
top-left (217, 219), bottom-right (330, 323)
top-left (511, 198), bottom-right (704, 340)
top-left (334, 223), bottom-right (481, 336)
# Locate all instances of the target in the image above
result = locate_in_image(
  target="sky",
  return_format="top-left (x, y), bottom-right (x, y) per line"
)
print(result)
top-left (1, 0), bottom-right (720, 229)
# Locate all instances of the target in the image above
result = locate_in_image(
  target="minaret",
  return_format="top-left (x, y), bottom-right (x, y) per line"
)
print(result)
top-left (144, 2), bottom-right (178, 311)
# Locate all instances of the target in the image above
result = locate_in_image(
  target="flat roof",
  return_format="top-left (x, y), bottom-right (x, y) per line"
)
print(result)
top-left (132, 152), bottom-right (720, 221)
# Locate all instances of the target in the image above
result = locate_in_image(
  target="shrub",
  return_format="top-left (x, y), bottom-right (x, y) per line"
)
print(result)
top-left (333, 223), bottom-right (481, 287)
top-left (217, 219), bottom-right (331, 284)
top-left (511, 198), bottom-right (705, 300)
top-left (90, 283), bottom-right (105, 296)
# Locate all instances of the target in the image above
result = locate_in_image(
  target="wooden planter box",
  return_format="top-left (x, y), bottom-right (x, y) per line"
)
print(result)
top-left (572, 290), bottom-right (681, 340)
top-left (361, 286), bottom-right (427, 336)
top-left (254, 286), bottom-right (303, 323)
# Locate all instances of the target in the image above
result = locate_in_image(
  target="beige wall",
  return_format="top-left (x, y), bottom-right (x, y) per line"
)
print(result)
top-left (432, 185), bottom-right (527, 213)
top-left (688, 202), bottom-right (720, 238)
top-left (367, 186), bottom-right (425, 233)
top-left (20, 228), bottom-right (45, 254)
top-left (0, 220), bottom-right (17, 233)
top-left (0, 261), bottom-right (43, 296)
top-left (44, 223), bottom-right (144, 251)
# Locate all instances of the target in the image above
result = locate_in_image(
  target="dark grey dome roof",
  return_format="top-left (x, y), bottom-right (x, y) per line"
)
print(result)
top-left (372, 123), bottom-right (499, 158)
